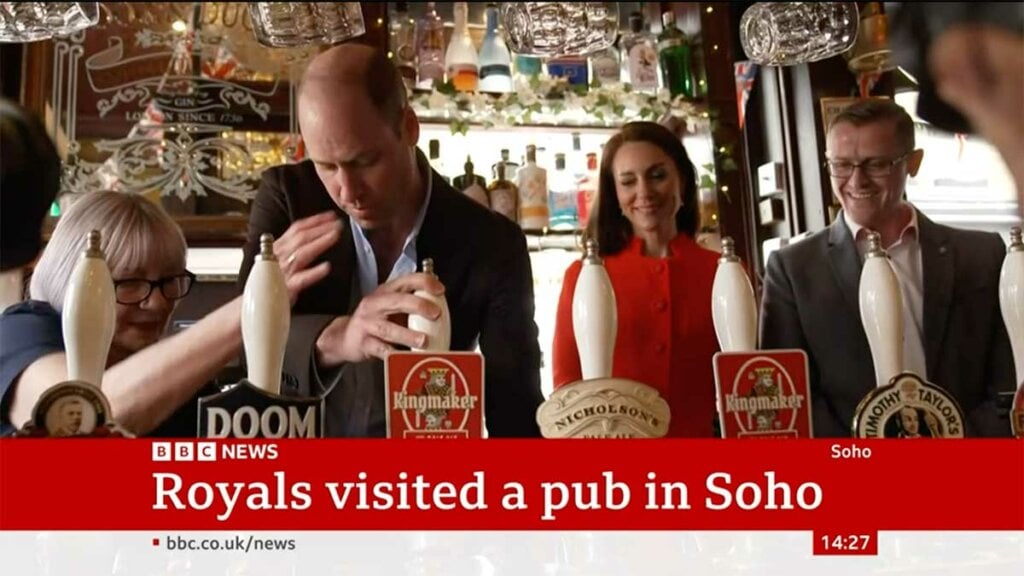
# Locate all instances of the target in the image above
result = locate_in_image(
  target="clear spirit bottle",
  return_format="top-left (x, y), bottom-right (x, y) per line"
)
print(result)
top-left (415, 2), bottom-right (445, 89)
top-left (389, 2), bottom-right (417, 90)
top-left (590, 42), bottom-right (622, 87)
top-left (621, 11), bottom-right (659, 92)
top-left (548, 153), bottom-right (579, 230)
top-left (478, 3), bottom-right (512, 93)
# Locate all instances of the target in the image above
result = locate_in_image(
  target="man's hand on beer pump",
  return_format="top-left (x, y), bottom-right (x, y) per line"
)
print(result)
top-left (314, 273), bottom-right (445, 367)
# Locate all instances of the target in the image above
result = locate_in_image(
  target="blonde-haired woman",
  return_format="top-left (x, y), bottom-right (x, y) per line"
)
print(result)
top-left (0, 191), bottom-right (329, 436)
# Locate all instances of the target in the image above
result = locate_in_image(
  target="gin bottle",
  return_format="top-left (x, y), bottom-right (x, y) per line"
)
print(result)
top-left (517, 145), bottom-right (549, 231)
top-left (548, 153), bottom-right (579, 230)
top-left (658, 11), bottom-right (695, 99)
top-left (621, 11), bottom-right (659, 92)
top-left (478, 3), bottom-right (512, 93)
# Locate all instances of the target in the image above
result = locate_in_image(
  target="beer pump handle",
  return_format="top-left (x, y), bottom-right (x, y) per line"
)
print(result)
top-left (242, 234), bottom-right (291, 394)
top-left (62, 230), bottom-right (116, 387)
top-left (572, 238), bottom-right (618, 380)
top-left (1000, 227), bottom-right (1024, 387)
top-left (711, 236), bottom-right (758, 352)
top-left (408, 258), bottom-right (452, 352)
top-left (859, 232), bottom-right (905, 387)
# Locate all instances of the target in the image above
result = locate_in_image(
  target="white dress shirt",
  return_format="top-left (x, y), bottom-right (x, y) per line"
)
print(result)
top-left (844, 204), bottom-right (928, 379)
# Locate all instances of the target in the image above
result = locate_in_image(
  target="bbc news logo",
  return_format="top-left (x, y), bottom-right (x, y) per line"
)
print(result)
top-left (152, 441), bottom-right (279, 461)
top-left (152, 442), bottom-right (217, 462)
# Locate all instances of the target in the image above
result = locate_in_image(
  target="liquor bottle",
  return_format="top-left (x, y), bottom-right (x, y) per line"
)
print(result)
top-left (408, 258), bottom-right (451, 352)
top-left (415, 1), bottom-right (445, 89)
top-left (690, 31), bottom-right (708, 99)
top-left (621, 11), bottom-right (659, 92)
top-left (590, 41), bottom-right (622, 87)
top-left (711, 237), bottom-right (757, 352)
top-left (62, 230), bottom-right (115, 387)
top-left (492, 148), bottom-right (520, 181)
top-left (446, 2), bottom-right (479, 92)
top-left (428, 139), bottom-right (448, 183)
top-left (548, 153), bottom-right (579, 230)
top-left (453, 156), bottom-right (490, 208)
top-left (547, 55), bottom-right (589, 89)
top-left (572, 238), bottom-right (617, 380)
top-left (518, 144), bottom-right (549, 231)
top-left (658, 11), bottom-right (695, 99)
top-left (568, 132), bottom-right (586, 191)
top-left (242, 234), bottom-right (290, 394)
top-left (859, 232), bottom-right (904, 387)
top-left (488, 162), bottom-right (519, 223)
top-left (478, 3), bottom-right (512, 93)
top-left (577, 152), bottom-right (599, 227)
top-left (568, 132), bottom-right (583, 168)
top-left (676, 6), bottom-right (707, 99)
top-left (389, 1), bottom-right (417, 90)
top-left (515, 54), bottom-right (543, 79)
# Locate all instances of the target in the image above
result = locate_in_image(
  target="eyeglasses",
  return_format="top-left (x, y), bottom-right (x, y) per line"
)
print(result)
top-left (113, 271), bottom-right (196, 305)
top-left (824, 152), bottom-right (914, 179)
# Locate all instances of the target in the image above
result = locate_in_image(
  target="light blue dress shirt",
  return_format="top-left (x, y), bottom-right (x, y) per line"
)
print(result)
top-left (349, 163), bottom-right (433, 298)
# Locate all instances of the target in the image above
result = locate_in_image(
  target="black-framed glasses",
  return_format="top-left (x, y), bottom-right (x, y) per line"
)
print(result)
top-left (113, 271), bottom-right (196, 305)
top-left (824, 151), bottom-right (914, 179)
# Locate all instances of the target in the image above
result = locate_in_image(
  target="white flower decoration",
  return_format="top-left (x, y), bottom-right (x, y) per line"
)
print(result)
top-left (408, 79), bottom-right (707, 133)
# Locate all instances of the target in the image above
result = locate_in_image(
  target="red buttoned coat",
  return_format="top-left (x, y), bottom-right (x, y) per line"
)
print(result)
top-left (553, 234), bottom-right (721, 437)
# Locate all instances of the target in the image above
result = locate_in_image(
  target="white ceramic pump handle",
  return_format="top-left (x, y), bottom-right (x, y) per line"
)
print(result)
top-left (242, 233), bottom-right (291, 394)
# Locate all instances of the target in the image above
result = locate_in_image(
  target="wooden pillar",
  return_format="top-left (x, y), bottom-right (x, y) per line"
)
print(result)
top-left (698, 2), bottom-right (757, 279)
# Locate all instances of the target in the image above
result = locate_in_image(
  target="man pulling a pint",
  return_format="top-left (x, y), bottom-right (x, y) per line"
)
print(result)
top-left (239, 45), bottom-right (544, 437)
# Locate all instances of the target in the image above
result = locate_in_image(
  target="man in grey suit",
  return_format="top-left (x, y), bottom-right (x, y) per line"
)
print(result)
top-left (760, 99), bottom-right (1014, 437)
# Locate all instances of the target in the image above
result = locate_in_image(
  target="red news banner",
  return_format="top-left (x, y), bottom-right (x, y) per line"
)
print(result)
top-left (0, 440), bottom-right (1021, 533)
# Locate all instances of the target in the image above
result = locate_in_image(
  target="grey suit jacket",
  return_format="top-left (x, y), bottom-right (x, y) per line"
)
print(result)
top-left (239, 159), bottom-right (545, 438)
top-left (760, 209), bottom-right (1014, 437)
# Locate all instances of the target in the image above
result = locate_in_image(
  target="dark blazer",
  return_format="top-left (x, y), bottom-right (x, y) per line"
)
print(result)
top-left (759, 209), bottom-right (1014, 437)
top-left (240, 158), bottom-right (544, 437)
